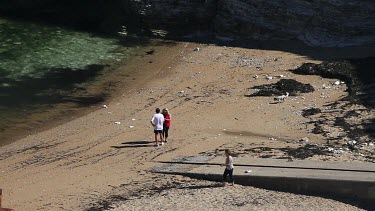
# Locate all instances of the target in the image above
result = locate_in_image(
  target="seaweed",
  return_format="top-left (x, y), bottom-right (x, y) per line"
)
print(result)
top-left (249, 79), bottom-right (314, 97)
top-left (302, 108), bottom-right (321, 117)
top-left (292, 57), bottom-right (375, 108)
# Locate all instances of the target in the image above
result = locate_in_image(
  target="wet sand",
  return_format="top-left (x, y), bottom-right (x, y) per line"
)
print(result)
top-left (0, 40), bottom-right (374, 210)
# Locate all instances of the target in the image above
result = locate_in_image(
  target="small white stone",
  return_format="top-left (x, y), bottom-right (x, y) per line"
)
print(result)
top-left (322, 84), bottom-right (331, 89)
top-left (333, 149), bottom-right (344, 154)
top-left (300, 137), bottom-right (309, 143)
top-left (129, 126), bottom-right (134, 128)
top-left (347, 140), bottom-right (357, 145)
top-left (102, 105), bottom-right (108, 108)
top-left (114, 122), bottom-right (121, 125)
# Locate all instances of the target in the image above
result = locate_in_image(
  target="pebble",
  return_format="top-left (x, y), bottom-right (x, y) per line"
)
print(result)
top-left (334, 149), bottom-right (344, 154)
top-left (300, 137), bottom-right (309, 143)
top-left (347, 140), bottom-right (357, 145)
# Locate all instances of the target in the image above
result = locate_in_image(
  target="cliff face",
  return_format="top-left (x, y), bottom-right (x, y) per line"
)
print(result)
top-left (214, 0), bottom-right (375, 47)
top-left (134, 0), bottom-right (217, 31)
top-left (1, 0), bottom-right (374, 47)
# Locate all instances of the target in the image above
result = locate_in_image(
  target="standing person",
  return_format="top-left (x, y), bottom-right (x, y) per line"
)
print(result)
top-left (162, 108), bottom-right (171, 143)
top-left (151, 108), bottom-right (164, 146)
top-left (221, 149), bottom-right (234, 186)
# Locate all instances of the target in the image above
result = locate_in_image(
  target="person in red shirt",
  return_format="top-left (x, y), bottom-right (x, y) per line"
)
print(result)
top-left (162, 108), bottom-right (171, 142)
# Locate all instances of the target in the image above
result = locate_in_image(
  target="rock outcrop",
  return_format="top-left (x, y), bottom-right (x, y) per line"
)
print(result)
top-left (214, 0), bottom-right (375, 47)
top-left (0, 0), bottom-right (374, 47)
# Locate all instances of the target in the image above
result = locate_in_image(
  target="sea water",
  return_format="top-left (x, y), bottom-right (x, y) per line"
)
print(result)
top-left (0, 17), bottom-right (136, 145)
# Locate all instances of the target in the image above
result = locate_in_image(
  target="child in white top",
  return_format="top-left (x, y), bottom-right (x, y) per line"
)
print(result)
top-left (221, 149), bottom-right (234, 186)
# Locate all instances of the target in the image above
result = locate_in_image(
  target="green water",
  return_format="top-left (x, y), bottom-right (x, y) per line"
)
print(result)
top-left (0, 17), bottom-right (137, 145)
top-left (0, 18), bottom-right (124, 81)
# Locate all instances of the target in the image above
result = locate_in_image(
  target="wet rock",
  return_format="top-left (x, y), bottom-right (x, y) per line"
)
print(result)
top-left (145, 50), bottom-right (155, 55)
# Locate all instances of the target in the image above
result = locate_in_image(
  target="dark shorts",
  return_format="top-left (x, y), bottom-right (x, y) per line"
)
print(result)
top-left (154, 130), bottom-right (163, 134)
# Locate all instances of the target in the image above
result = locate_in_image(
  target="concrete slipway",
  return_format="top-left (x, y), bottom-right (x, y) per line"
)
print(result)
top-left (151, 156), bottom-right (375, 208)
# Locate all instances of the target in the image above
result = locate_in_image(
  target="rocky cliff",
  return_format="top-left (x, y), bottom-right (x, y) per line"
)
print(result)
top-left (214, 0), bottom-right (375, 47)
top-left (1, 0), bottom-right (374, 47)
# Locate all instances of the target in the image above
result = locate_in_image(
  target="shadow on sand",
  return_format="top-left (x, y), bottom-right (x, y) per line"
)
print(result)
top-left (111, 140), bottom-right (153, 149)
top-left (177, 184), bottom-right (223, 190)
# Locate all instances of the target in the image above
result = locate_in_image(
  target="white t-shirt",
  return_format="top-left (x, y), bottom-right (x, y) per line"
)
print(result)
top-left (226, 156), bottom-right (234, 170)
top-left (151, 113), bottom-right (164, 130)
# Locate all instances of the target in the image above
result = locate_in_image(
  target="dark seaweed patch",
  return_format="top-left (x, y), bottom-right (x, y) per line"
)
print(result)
top-left (249, 79), bottom-right (314, 97)
top-left (285, 144), bottom-right (329, 159)
top-left (302, 108), bottom-right (321, 117)
top-left (213, 145), bottom-right (331, 160)
top-left (292, 58), bottom-right (375, 108)
top-left (292, 61), bottom-right (356, 87)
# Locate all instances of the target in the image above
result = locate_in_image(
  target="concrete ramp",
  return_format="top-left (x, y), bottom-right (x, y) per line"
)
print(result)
top-left (151, 156), bottom-right (375, 206)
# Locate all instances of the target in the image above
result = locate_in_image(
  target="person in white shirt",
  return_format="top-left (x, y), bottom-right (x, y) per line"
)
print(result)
top-left (150, 108), bottom-right (164, 146)
top-left (221, 149), bottom-right (234, 186)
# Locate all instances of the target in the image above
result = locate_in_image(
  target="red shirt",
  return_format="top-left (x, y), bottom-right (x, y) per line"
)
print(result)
top-left (164, 114), bottom-right (171, 127)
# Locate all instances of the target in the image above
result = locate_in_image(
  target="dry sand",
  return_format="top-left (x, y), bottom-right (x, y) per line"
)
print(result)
top-left (0, 40), bottom-right (373, 210)
top-left (110, 177), bottom-right (364, 211)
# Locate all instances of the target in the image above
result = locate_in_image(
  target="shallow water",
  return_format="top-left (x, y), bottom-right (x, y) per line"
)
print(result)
top-left (0, 18), bottom-right (125, 80)
top-left (0, 17), bottom-right (138, 146)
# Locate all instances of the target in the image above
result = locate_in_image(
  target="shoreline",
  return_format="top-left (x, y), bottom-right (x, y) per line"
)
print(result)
top-left (0, 40), bottom-right (373, 210)
top-left (0, 39), bottom-right (181, 148)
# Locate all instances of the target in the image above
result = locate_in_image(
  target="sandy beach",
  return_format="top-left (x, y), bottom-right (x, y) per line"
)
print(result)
top-left (0, 40), bottom-right (373, 210)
